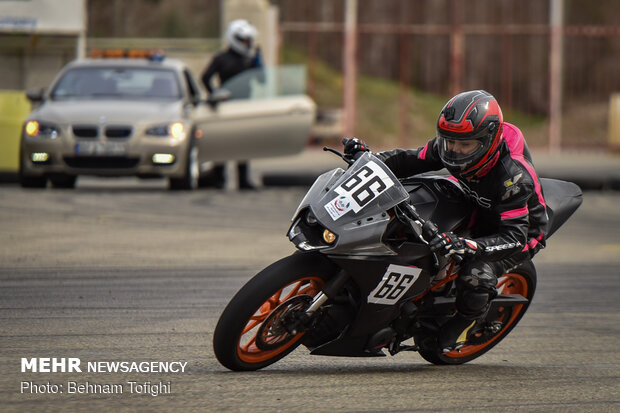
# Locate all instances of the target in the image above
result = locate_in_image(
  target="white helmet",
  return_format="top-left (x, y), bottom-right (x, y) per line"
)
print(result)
top-left (225, 19), bottom-right (257, 57)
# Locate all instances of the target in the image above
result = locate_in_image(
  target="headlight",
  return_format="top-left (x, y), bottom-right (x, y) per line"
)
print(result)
top-left (170, 122), bottom-right (184, 139)
top-left (25, 121), bottom-right (59, 139)
top-left (322, 229), bottom-right (337, 244)
top-left (146, 122), bottom-right (185, 139)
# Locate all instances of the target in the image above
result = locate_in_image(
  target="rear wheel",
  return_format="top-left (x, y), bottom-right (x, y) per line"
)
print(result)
top-left (419, 261), bottom-right (537, 365)
top-left (213, 252), bottom-right (337, 371)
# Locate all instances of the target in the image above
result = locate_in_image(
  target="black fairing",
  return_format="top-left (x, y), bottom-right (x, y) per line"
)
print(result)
top-left (540, 178), bottom-right (583, 238)
top-left (309, 255), bottom-right (434, 357)
top-left (402, 174), bottom-right (472, 233)
top-left (397, 175), bottom-right (582, 240)
top-left (381, 174), bottom-right (471, 258)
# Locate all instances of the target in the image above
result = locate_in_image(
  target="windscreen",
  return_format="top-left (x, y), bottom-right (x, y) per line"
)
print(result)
top-left (308, 153), bottom-right (410, 226)
top-left (51, 67), bottom-right (182, 100)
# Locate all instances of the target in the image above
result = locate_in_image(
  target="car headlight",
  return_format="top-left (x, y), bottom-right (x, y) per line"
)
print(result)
top-left (146, 122), bottom-right (185, 139)
top-left (25, 121), bottom-right (59, 139)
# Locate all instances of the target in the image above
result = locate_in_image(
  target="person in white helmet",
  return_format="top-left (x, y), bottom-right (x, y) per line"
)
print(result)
top-left (201, 19), bottom-right (263, 190)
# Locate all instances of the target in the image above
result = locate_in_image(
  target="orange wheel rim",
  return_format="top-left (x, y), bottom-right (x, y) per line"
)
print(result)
top-left (236, 277), bottom-right (324, 363)
top-left (445, 272), bottom-right (529, 358)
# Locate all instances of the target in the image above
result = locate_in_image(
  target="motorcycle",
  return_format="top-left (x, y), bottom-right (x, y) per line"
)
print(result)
top-left (213, 147), bottom-right (582, 371)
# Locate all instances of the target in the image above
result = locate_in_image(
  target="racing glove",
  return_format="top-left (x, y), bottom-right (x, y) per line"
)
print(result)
top-left (342, 138), bottom-right (370, 159)
top-left (429, 231), bottom-right (479, 260)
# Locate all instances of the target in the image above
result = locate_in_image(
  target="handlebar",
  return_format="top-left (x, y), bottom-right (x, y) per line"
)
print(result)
top-left (323, 146), bottom-right (354, 166)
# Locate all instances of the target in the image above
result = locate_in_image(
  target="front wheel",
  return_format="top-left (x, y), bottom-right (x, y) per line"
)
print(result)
top-left (213, 252), bottom-right (337, 371)
top-left (50, 174), bottom-right (77, 189)
top-left (419, 261), bottom-right (537, 365)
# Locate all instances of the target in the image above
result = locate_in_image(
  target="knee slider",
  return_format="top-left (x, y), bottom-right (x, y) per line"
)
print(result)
top-left (456, 289), bottom-right (492, 317)
top-left (455, 260), bottom-right (500, 317)
top-left (458, 261), bottom-right (498, 290)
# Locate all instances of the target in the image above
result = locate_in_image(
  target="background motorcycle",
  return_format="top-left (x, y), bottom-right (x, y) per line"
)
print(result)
top-left (213, 147), bottom-right (582, 371)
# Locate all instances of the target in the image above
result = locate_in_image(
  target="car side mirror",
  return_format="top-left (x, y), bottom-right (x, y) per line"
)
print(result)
top-left (26, 87), bottom-right (45, 103)
top-left (207, 88), bottom-right (232, 108)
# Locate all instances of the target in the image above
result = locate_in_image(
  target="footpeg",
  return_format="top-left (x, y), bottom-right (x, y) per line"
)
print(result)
top-left (389, 344), bottom-right (419, 355)
top-left (486, 321), bottom-right (503, 334)
top-left (441, 342), bottom-right (464, 354)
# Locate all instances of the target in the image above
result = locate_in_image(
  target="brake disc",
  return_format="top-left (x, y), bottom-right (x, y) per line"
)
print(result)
top-left (256, 295), bottom-right (313, 351)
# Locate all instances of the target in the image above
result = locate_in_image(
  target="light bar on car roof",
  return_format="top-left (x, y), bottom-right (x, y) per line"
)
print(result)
top-left (88, 49), bottom-right (165, 61)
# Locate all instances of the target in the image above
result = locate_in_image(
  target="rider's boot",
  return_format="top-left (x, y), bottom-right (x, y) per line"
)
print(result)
top-left (438, 312), bottom-right (477, 353)
top-left (440, 260), bottom-right (499, 353)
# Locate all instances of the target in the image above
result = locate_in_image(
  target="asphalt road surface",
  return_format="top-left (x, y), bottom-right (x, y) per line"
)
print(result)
top-left (1, 177), bottom-right (619, 412)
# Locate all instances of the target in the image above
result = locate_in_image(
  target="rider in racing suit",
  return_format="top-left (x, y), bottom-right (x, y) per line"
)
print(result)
top-left (344, 90), bottom-right (548, 352)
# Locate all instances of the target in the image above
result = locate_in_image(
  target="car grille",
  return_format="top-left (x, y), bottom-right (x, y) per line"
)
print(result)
top-left (63, 156), bottom-right (140, 169)
top-left (72, 125), bottom-right (98, 138)
top-left (105, 126), bottom-right (133, 138)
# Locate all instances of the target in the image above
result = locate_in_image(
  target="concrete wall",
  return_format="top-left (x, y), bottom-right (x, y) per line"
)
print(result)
top-left (0, 35), bottom-right (79, 90)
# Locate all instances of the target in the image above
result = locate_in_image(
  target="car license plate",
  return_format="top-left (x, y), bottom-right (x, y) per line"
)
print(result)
top-left (75, 141), bottom-right (126, 156)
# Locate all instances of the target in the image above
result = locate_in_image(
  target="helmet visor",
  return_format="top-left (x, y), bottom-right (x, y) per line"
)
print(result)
top-left (235, 34), bottom-right (252, 48)
top-left (438, 136), bottom-right (486, 169)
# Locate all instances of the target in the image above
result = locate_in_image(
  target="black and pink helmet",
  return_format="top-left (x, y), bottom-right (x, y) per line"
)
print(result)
top-left (436, 90), bottom-right (503, 179)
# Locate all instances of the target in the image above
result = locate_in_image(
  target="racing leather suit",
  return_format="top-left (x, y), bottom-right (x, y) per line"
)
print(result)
top-left (376, 123), bottom-right (548, 319)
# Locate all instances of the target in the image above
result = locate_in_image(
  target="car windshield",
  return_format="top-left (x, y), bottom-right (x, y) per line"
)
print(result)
top-left (50, 67), bottom-right (182, 100)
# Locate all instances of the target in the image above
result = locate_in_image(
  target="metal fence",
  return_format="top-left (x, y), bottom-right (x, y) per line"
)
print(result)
top-left (278, 18), bottom-right (620, 150)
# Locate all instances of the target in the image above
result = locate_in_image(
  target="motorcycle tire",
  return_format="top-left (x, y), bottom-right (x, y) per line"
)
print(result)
top-left (213, 252), bottom-right (337, 371)
top-left (419, 260), bottom-right (537, 365)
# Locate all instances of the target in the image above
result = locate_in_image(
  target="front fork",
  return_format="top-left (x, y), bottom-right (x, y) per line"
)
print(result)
top-left (285, 270), bottom-right (351, 336)
top-left (305, 269), bottom-right (350, 316)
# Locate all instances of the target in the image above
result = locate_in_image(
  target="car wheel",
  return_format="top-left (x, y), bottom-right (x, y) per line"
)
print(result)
top-left (50, 174), bottom-right (77, 189)
top-left (169, 141), bottom-right (199, 190)
top-left (19, 174), bottom-right (47, 188)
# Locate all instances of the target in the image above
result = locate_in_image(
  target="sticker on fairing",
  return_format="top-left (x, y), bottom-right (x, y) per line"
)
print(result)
top-left (367, 264), bottom-right (422, 305)
top-left (323, 161), bottom-right (395, 221)
top-left (324, 195), bottom-right (354, 221)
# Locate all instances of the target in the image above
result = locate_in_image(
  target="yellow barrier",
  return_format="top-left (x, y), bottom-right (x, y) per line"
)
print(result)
top-left (0, 91), bottom-right (31, 173)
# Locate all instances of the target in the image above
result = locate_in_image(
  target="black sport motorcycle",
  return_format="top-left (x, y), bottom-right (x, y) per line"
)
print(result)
top-left (213, 149), bottom-right (582, 371)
